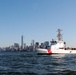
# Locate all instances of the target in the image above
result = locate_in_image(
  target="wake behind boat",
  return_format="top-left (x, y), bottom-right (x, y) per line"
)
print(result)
top-left (36, 29), bottom-right (76, 55)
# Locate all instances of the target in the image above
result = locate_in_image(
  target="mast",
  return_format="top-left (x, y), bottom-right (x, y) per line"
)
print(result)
top-left (57, 29), bottom-right (62, 41)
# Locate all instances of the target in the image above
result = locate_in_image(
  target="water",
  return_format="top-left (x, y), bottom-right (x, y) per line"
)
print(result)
top-left (0, 52), bottom-right (76, 75)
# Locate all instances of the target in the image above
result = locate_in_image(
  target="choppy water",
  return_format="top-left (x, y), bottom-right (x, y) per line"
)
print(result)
top-left (0, 52), bottom-right (76, 75)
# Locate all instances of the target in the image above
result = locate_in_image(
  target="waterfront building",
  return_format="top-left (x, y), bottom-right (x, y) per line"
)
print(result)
top-left (31, 40), bottom-right (35, 51)
top-left (14, 43), bottom-right (20, 50)
top-left (21, 35), bottom-right (24, 49)
top-left (44, 41), bottom-right (49, 48)
top-left (40, 43), bottom-right (44, 48)
top-left (24, 43), bottom-right (26, 49)
top-left (35, 42), bottom-right (39, 49)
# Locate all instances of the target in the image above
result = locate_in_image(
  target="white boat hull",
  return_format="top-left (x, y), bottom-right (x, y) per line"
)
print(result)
top-left (36, 48), bottom-right (76, 54)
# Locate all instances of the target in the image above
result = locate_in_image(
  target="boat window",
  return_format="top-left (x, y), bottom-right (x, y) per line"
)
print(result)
top-left (64, 42), bottom-right (66, 44)
top-left (51, 41), bottom-right (57, 45)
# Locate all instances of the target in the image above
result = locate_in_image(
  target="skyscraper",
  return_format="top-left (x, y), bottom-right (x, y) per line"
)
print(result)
top-left (31, 40), bottom-right (35, 51)
top-left (31, 40), bottom-right (34, 46)
top-left (21, 35), bottom-right (23, 49)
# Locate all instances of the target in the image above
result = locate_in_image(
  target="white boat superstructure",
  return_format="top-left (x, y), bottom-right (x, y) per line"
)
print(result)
top-left (36, 29), bottom-right (76, 54)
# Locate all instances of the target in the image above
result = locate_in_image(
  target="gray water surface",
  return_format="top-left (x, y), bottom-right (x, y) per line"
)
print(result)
top-left (0, 52), bottom-right (76, 75)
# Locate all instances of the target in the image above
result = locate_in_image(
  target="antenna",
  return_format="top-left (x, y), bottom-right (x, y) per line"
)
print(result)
top-left (57, 29), bottom-right (62, 41)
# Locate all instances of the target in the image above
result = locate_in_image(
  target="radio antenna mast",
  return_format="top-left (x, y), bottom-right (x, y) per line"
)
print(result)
top-left (57, 29), bottom-right (62, 41)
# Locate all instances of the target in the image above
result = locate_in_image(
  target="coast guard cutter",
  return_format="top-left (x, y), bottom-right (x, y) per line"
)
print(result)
top-left (36, 29), bottom-right (76, 54)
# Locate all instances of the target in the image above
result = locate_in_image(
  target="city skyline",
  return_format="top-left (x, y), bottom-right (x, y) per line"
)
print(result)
top-left (0, 0), bottom-right (76, 47)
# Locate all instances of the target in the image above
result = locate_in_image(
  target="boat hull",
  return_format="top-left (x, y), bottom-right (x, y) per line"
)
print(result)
top-left (36, 48), bottom-right (76, 55)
